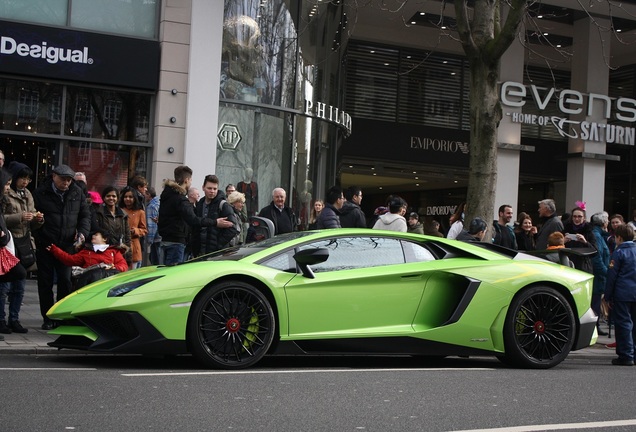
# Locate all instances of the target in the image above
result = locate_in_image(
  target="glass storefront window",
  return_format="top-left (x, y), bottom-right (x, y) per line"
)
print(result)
top-left (69, 0), bottom-right (157, 38)
top-left (221, 0), bottom-right (298, 107)
top-left (0, 79), bottom-right (63, 135)
top-left (65, 86), bottom-right (151, 143)
top-left (216, 103), bottom-right (293, 216)
top-left (62, 141), bottom-right (149, 193)
top-left (0, 0), bottom-right (67, 26)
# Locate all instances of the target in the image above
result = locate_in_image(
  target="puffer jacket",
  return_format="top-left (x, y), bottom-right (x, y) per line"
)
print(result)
top-left (49, 244), bottom-right (128, 273)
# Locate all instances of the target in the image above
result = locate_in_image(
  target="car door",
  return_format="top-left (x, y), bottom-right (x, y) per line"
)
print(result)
top-left (282, 236), bottom-right (436, 338)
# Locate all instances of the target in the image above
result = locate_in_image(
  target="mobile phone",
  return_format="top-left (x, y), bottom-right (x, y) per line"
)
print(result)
top-left (565, 233), bottom-right (578, 240)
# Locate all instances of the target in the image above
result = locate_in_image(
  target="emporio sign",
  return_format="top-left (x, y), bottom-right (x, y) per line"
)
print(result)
top-left (0, 36), bottom-right (92, 64)
top-left (501, 81), bottom-right (636, 146)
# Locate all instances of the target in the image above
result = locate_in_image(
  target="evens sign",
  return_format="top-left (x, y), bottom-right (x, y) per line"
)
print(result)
top-left (500, 81), bottom-right (636, 146)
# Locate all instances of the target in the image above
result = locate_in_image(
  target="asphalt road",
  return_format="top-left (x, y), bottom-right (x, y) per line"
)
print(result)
top-left (1, 353), bottom-right (635, 432)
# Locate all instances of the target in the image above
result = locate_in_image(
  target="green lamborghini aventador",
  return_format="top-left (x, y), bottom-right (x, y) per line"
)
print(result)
top-left (47, 229), bottom-right (597, 369)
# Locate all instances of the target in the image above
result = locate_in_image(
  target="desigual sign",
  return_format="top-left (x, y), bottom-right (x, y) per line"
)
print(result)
top-left (0, 36), bottom-right (91, 65)
top-left (0, 20), bottom-right (160, 91)
top-left (501, 81), bottom-right (635, 145)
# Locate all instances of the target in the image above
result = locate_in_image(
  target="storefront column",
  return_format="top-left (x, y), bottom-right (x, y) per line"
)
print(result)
top-left (495, 35), bottom-right (524, 220)
top-left (566, 17), bottom-right (610, 216)
top-left (184, 0), bottom-right (223, 187)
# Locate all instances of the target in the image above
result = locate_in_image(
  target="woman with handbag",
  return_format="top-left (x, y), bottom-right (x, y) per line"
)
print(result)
top-left (0, 166), bottom-right (36, 334)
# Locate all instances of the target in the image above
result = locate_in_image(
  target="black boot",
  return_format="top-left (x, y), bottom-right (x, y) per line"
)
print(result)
top-left (0, 320), bottom-right (11, 334)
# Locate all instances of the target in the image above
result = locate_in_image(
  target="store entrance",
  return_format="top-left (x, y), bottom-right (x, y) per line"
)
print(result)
top-left (0, 135), bottom-right (56, 189)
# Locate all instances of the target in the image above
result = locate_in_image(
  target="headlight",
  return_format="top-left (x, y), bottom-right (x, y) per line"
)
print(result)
top-left (107, 276), bottom-right (164, 297)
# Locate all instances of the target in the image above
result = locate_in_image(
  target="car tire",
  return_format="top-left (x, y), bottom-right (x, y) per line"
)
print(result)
top-left (188, 281), bottom-right (275, 369)
top-left (503, 286), bottom-right (575, 369)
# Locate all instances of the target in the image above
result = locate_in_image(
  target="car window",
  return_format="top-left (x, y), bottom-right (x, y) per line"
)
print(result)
top-left (298, 236), bottom-right (405, 272)
top-left (402, 240), bottom-right (436, 263)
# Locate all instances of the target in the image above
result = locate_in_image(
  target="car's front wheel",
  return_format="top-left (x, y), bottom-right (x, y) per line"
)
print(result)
top-left (503, 286), bottom-right (575, 369)
top-left (188, 281), bottom-right (275, 369)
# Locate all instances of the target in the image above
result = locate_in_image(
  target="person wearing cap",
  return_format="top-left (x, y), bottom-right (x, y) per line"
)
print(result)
top-left (407, 212), bottom-right (424, 235)
top-left (33, 164), bottom-right (91, 330)
top-left (456, 217), bottom-right (488, 242)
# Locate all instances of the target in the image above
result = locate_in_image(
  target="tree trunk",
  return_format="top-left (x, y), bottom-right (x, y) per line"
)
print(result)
top-left (465, 58), bottom-right (501, 237)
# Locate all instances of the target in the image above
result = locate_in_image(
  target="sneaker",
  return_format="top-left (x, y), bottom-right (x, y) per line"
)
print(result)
top-left (0, 320), bottom-right (11, 334)
top-left (8, 320), bottom-right (28, 334)
top-left (606, 342), bottom-right (617, 349)
top-left (611, 357), bottom-right (634, 366)
top-left (0, 334), bottom-right (4, 341)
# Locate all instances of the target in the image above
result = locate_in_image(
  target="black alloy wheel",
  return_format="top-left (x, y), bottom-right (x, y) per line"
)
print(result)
top-left (502, 286), bottom-right (575, 369)
top-left (188, 281), bottom-right (275, 369)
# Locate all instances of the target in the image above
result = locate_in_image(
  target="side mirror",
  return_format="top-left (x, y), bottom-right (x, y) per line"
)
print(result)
top-left (293, 248), bottom-right (329, 278)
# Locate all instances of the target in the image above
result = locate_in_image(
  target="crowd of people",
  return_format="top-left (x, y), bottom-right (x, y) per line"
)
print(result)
top-left (0, 156), bottom-right (635, 366)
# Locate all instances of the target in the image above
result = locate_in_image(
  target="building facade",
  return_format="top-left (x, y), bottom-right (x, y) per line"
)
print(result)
top-left (1, 0), bottom-right (635, 228)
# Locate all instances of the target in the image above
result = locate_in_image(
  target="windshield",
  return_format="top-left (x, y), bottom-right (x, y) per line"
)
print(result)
top-left (183, 231), bottom-right (316, 263)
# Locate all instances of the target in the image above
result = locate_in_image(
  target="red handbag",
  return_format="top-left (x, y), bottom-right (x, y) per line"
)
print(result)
top-left (0, 247), bottom-right (20, 275)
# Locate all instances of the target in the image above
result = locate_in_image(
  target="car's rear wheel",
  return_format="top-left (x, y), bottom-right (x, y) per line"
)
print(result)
top-left (503, 286), bottom-right (575, 369)
top-left (188, 281), bottom-right (275, 369)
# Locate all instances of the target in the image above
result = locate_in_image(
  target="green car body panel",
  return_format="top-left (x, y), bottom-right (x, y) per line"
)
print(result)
top-left (47, 229), bottom-right (596, 369)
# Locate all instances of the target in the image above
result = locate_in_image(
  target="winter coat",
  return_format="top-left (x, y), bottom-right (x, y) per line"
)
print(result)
top-left (258, 202), bottom-right (296, 234)
top-left (605, 241), bottom-right (636, 302)
top-left (49, 244), bottom-right (128, 273)
top-left (3, 184), bottom-right (43, 240)
top-left (591, 225), bottom-right (610, 295)
top-left (122, 207), bottom-right (147, 263)
top-left (32, 175), bottom-right (91, 251)
top-left (93, 204), bottom-right (131, 261)
top-left (407, 222), bottom-right (424, 235)
top-left (192, 193), bottom-right (237, 255)
top-left (158, 180), bottom-right (213, 244)
top-left (372, 213), bottom-right (407, 232)
top-left (535, 214), bottom-right (564, 250)
top-left (339, 201), bottom-right (366, 228)
top-left (316, 203), bottom-right (341, 229)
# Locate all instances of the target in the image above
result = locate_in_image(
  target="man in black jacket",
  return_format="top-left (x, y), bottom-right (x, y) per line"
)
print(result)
top-left (193, 174), bottom-right (236, 256)
top-left (258, 188), bottom-right (296, 235)
top-left (33, 165), bottom-right (91, 330)
top-left (339, 186), bottom-right (366, 228)
top-left (158, 166), bottom-right (219, 265)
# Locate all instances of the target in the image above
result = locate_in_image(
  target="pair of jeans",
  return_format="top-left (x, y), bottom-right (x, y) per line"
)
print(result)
top-left (149, 242), bottom-right (163, 265)
top-left (0, 278), bottom-right (26, 322)
top-left (162, 242), bottom-right (185, 266)
top-left (612, 300), bottom-right (636, 361)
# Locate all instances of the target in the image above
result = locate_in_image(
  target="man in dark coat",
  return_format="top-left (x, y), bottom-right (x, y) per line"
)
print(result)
top-left (33, 164), bottom-right (91, 329)
top-left (158, 166), bottom-right (217, 265)
top-left (339, 186), bottom-right (366, 228)
top-left (192, 174), bottom-right (236, 256)
top-left (258, 187), bottom-right (296, 235)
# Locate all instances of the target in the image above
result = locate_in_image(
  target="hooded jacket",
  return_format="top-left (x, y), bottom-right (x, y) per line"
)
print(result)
top-left (372, 213), bottom-right (407, 232)
top-left (158, 179), bottom-right (214, 244)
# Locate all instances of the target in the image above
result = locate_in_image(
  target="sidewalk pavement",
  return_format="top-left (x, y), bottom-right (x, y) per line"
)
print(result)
top-left (0, 279), bottom-right (620, 361)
